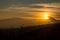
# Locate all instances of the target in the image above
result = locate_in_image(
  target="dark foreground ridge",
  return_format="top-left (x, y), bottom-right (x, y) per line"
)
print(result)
top-left (0, 23), bottom-right (60, 40)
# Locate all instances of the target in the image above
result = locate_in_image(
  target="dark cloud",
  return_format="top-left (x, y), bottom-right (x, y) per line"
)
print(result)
top-left (22, 15), bottom-right (36, 17)
top-left (30, 0), bottom-right (60, 3)
top-left (0, 0), bottom-right (60, 8)
top-left (29, 6), bottom-right (44, 8)
top-left (45, 7), bottom-right (60, 9)
top-left (29, 10), bottom-right (44, 12)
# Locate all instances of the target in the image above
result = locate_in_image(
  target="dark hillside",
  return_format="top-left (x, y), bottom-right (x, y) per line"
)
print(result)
top-left (0, 23), bottom-right (60, 40)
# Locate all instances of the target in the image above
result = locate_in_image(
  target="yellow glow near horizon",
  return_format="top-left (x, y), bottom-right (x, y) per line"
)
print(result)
top-left (43, 14), bottom-right (49, 19)
top-left (42, 12), bottom-right (50, 20)
top-left (36, 11), bottom-right (52, 20)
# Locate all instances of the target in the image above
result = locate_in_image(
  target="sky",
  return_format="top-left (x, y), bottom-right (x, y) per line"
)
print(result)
top-left (0, 0), bottom-right (60, 20)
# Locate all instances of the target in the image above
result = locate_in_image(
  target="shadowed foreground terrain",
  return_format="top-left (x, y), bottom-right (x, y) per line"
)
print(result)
top-left (0, 23), bottom-right (60, 40)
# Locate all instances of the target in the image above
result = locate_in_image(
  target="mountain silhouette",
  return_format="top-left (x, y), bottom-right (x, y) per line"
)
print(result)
top-left (49, 17), bottom-right (60, 23)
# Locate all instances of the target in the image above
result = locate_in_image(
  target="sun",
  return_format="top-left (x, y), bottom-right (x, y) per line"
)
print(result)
top-left (36, 12), bottom-right (51, 20)
top-left (44, 14), bottom-right (49, 19)
top-left (42, 12), bottom-right (50, 20)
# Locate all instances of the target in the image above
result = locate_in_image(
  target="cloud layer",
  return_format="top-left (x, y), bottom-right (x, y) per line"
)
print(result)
top-left (0, 2), bottom-right (60, 20)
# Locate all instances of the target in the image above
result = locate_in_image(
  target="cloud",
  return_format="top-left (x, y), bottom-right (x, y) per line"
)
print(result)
top-left (31, 0), bottom-right (60, 3)
top-left (0, 3), bottom-right (60, 19)
top-left (0, 3), bottom-right (60, 12)
top-left (31, 3), bottom-right (60, 8)
top-left (29, 6), bottom-right (44, 8)
top-left (0, 0), bottom-right (60, 9)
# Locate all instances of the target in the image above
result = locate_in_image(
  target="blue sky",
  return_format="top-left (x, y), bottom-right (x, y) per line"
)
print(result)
top-left (0, 0), bottom-right (60, 20)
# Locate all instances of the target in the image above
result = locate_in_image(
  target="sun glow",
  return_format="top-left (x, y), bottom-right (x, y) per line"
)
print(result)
top-left (43, 14), bottom-right (49, 19)
top-left (42, 12), bottom-right (50, 20)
